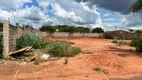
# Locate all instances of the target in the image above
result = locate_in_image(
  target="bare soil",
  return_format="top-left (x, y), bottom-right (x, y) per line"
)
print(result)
top-left (1, 37), bottom-right (142, 80)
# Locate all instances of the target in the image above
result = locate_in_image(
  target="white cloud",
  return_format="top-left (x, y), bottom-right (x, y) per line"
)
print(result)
top-left (0, 0), bottom-right (32, 11)
top-left (50, 0), bottom-right (102, 27)
top-left (0, 8), bottom-right (12, 21)
top-left (53, 3), bottom-right (83, 23)
top-left (122, 12), bottom-right (142, 29)
top-left (104, 13), bottom-right (111, 17)
top-left (103, 18), bottom-right (117, 21)
top-left (0, 6), bottom-right (52, 28)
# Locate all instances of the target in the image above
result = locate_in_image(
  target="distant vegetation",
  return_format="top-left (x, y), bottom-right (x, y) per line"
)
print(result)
top-left (91, 27), bottom-right (104, 33)
top-left (39, 25), bottom-right (56, 34)
top-left (39, 25), bottom-right (104, 33)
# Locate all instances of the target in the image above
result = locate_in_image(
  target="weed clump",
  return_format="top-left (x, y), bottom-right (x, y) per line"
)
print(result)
top-left (46, 41), bottom-right (81, 57)
top-left (64, 57), bottom-right (68, 64)
top-left (16, 34), bottom-right (47, 49)
top-left (93, 67), bottom-right (102, 72)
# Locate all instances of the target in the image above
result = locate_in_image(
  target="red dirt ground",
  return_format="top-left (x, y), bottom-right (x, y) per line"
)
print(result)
top-left (1, 37), bottom-right (142, 80)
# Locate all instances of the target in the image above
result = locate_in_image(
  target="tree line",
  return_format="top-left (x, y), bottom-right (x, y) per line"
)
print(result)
top-left (39, 25), bottom-right (104, 33)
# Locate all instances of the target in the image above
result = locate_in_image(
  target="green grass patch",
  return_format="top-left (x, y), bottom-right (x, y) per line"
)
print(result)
top-left (93, 67), bottom-right (102, 72)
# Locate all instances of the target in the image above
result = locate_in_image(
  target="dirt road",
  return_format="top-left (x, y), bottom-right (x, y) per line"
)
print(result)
top-left (0, 38), bottom-right (142, 80)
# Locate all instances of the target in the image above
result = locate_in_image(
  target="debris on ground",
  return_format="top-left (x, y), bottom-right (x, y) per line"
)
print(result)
top-left (41, 54), bottom-right (50, 60)
top-left (9, 46), bottom-right (32, 56)
top-left (7, 47), bottom-right (59, 64)
top-left (0, 59), bottom-right (4, 64)
top-left (102, 69), bottom-right (108, 74)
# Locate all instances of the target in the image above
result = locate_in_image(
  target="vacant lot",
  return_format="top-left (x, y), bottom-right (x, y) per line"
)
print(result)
top-left (0, 38), bottom-right (142, 80)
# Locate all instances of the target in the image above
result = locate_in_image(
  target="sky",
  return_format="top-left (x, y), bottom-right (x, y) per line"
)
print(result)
top-left (0, 0), bottom-right (142, 31)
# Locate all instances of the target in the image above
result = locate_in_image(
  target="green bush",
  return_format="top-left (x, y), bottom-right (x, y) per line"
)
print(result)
top-left (45, 41), bottom-right (81, 57)
top-left (130, 37), bottom-right (142, 52)
top-left (16, 34), bottom-right (47, 49)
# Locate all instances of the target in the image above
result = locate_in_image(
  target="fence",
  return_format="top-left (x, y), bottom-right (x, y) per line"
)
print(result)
top-left (2, 20), bottom-right (103, 58)
top-left (3, 21), bottom-right (34, 58)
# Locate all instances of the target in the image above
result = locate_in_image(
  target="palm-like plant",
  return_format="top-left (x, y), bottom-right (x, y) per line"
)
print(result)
top-left (130, 0), bottom-right (142, 12)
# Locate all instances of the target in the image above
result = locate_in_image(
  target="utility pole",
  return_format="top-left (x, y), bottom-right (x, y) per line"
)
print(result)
top-left (115, 25), bottom-right (117, 31)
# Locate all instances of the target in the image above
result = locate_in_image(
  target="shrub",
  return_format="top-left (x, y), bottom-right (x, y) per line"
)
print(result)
top-left (16, 34), bottom-right (47, 49)
top-left (116, 41), bottom-right (129, 46)
top-left (130, 37), bottom-right (142, 52)
top-left (112, 37), bottom-right (129, 46)
top-left (112, 38), bottom-right (118, 44)
top-left (71, 47), bottom-right (81, 57)
top-left (45, 41), bottom-right (81, 57)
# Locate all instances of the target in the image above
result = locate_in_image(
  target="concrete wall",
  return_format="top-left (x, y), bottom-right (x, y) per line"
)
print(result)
top-left (3, 21), bottom-right (34, 57)
top-left (38, 32), bottom-right (103, 38)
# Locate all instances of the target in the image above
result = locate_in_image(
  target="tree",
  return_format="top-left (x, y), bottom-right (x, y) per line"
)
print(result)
top-left (75, 26), bottom-right (90, 33)
top-left (130, 0), bottom-right (142, 12)
top-left (91, 27), bottom-right (104, 33)
top-left (128, 29), bottom-right (134, 32)
top-left (55, 25), bottom-right (75, 33)
top-left (39, 25), bottom-right (56, 33)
